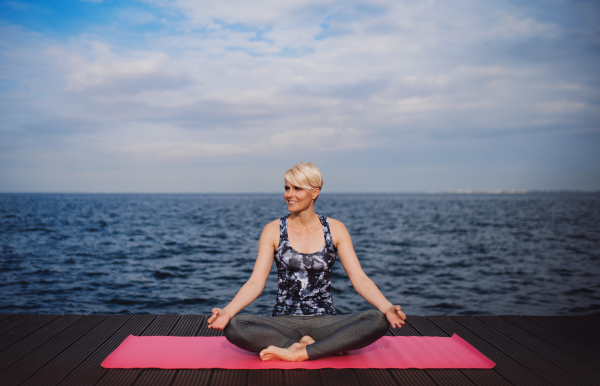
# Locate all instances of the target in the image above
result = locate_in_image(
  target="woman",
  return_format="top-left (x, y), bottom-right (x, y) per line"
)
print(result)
top-left (207, 162), bottom-right (406, 362)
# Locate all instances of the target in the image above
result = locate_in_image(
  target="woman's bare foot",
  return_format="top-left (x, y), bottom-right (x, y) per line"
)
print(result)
top-left (300, 335), bottom-right (315, 346)
top-left (299, 335), bottom-right (343, 355)
top-left (260, 343), bottom-right (309, 362)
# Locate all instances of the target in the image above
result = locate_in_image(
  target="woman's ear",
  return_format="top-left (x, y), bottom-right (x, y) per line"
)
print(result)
top-left (312, 188), bottom-right (320, 201)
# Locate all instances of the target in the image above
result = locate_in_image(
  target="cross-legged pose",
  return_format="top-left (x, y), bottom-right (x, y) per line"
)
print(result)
top-left (207, 162), bottom-right (406, 361)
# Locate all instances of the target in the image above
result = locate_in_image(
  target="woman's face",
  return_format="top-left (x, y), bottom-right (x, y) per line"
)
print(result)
top-left (284, 182), bottom-right (319, 212)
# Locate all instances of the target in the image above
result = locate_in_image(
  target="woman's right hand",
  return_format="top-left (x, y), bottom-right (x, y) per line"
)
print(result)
top-left (385, 305), bottom-right (406, 328)
top-left (207, 308), bottom-right (231, 330)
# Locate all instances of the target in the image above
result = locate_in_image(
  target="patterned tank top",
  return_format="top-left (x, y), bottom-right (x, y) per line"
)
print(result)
top-left (272, 214), bottom-right (338, 316)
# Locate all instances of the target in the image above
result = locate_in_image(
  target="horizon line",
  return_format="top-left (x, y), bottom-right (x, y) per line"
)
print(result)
top-left (0, 190), bottom-right (598, 195)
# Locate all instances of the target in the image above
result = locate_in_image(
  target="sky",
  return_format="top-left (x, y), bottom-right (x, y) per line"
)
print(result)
top-left (0, 0), bottom-right (599, 193)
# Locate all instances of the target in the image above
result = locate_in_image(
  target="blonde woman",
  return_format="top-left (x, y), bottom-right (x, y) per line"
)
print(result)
top-left (207, 162), bottom-right (406, 361)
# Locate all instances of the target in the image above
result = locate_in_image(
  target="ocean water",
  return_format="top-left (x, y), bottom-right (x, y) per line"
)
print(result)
top-left (1, 193), bottom-right (599, 316)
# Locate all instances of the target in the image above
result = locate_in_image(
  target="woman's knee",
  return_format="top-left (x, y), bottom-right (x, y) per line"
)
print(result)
top-left (365, 309), bottom-right (390, 334)
top-left (224, 315), bottom-right (247, 342)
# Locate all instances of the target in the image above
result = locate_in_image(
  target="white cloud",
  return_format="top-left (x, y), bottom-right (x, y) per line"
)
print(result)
top-left (66, 52), bottom-right (187, 93)
top-left (1, 0), bottom-right (598, 191)
top-left (119, 141), bottom-right (250, 158)
top-left (535, 101), bottom-right (590, 115)
top-left (489, 12), bottom-right (561, 39)
top-left (144, 0), bottom-right (341, 26)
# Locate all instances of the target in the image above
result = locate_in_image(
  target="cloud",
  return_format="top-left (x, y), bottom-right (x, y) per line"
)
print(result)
top-left (487, 12), bottom-right (561, 40)
top-left (66, 52), bottom-right (189, 94)
top-left (118, 141), bottom-right (250, 158)
top-left (143, 0), bottom-right (342, 26)
top-left (0, 0), bottom-right (599, 191)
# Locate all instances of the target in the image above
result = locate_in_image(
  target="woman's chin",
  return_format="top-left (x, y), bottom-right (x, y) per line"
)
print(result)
top-left (287, 203), bottom-right (311, 212)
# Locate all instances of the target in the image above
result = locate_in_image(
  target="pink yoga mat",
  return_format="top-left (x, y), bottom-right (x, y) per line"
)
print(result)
top-left (101, 334), bottom-right (495, 369)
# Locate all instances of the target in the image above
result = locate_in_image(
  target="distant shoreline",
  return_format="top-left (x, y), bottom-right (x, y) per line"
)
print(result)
top-left (0, 191), bottom-right (598, 195)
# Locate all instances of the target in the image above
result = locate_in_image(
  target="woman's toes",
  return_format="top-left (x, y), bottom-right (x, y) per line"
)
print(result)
top-left (258, 344), bottom-right (308, 362)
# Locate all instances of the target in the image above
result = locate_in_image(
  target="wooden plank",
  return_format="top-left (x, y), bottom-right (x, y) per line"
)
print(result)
top-left (389, 369), bottom-right (438, 386)
top-left (132, 369), bottom-right (174, 386)
top-left (549, 316), bottom-right (600, 339)
top-left (0, 315), bottom-right (83, 372)
top-left (319, 369), bottom-right (361, 386)
top-left (22, 315), bottom-right (132, 386)
top-left (248, 369), bottom-right (283, 386)
top-left (387, 320), bottom-right (421, 336)
top-left (410, 316), bottom-right (505, 386)
top-left (0, 315), bottom-right (14, 323)
top-left (428, 315), bottom-right (550, 386)
top-left (283, 369), bottom-right (321, 386)
top-left (353, 369), bottom-right (397, 386)
top-left (0, 314), bottom-right (37, 335)
top-left (478, 316), bottom-right (600, 385)
top-left (57, 315), bottom-right (156, 386)
top-left (455, 367), bottom-right (513, 386)
top-left (526, 316), bottom-right (600, 354)
top-left (573, 316), bottom-right (600, 328)
top-left (210, 369), bottom-right (247, 386)
top-left (171, 369), bottom-right (211, 386)
top-left (427, 369), bottom-right (477, 386)
top-left (0, 314), bottom-right (59, 352)
top-left (500, 315), bottom-right (600, 370)
top-left (95, 315), bottom-right (181, 386)
top-left (171, 315), bottom-right (205, 336)
top-left (452, 316), bottom-right (587, 386)
top-left (0, 315), bottom-right (106, 386)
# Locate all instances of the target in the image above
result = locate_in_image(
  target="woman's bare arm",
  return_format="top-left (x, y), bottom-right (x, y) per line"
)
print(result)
top-left (329, 218), bottom-right (406, 328)
top-left (207, 219), bottom-right (279, 330)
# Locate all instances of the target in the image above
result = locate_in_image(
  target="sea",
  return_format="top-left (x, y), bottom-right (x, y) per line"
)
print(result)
top-left (1, 193), bottom-right (599, 316)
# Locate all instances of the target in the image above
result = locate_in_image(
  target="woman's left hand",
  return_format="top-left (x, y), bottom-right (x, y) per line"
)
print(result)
top-left (385, 305), bottom-right (406, 328)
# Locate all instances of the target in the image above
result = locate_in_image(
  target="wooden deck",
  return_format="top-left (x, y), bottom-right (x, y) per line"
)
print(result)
top-left (0, 314), bottom-right (599, 385)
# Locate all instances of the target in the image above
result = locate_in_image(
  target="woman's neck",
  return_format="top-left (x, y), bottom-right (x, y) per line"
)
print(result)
top-left (289, 207), bottom-right (320, 230)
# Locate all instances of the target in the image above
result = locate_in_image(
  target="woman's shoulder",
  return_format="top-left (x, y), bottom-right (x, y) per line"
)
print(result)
top-left (323, 217), bottom-right (348, 233)
top-left (260, 219), bottom-right (282, 247)
top-left (323, 217), bottom-right (350, 247)
top-left (263, 218), bottom-right (281, 232)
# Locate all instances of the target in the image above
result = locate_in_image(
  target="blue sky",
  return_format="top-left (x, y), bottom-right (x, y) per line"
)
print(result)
top-left (0, 0), bottom-right (598, 192)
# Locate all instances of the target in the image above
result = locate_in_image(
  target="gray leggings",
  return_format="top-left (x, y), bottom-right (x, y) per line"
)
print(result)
top-left (224, 309), bottom-right (389, 360)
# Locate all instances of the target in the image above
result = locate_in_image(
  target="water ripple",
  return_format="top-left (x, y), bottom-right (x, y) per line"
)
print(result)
top-left (0, 192), bottom-right (599, 315)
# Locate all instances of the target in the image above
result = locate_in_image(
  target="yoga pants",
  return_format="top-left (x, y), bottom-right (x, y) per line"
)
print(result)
top-left (224, 309), bottom-right (389, 360)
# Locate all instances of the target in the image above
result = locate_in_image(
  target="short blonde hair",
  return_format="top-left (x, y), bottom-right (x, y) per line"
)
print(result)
top-left (284, 162), bottom-right (323, 193)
